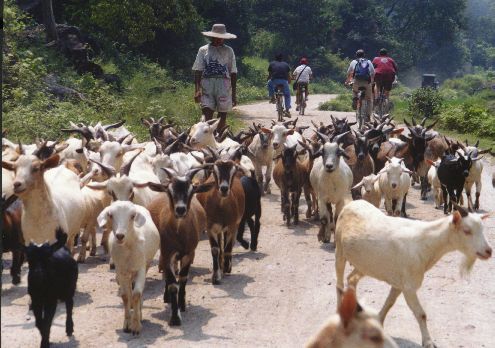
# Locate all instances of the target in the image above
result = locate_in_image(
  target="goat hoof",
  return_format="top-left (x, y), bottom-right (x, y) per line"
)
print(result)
top-left (238, 239), bottom-right (249, 249)
top-left (109, 263), bottom-right (115, 270)
top-left (123, 327), bottom-right (131, 333)
top-left (250, 242), bottom-right (258, 251)
top-left (90, 250), bottom-right (96, 257)
top-left (169, 316), bottom-right (182, 326)
top-left (77, 258), bottom-right (85, 264)
top-left (66, 328), bottom-right (74, 336)
top-left (12, 276), bottom-right (21, 285)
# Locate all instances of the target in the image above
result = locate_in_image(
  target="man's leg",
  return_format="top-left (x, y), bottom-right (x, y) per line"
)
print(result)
top-left (201, 78), bottom-right (216, 120)
top-left (282, 80), bottom-right (291, 111)
top-left (216, 78), bottom-right (233, 130)
top-left (202, 107), bottom-right (215, 120)
top-left (267, 80), bottom-right (275, 103)
top-left (352, 82), bottom-right (358, 110)
top-left (217, 112), bottom-right (227, 131)
top-left (365, 82), bottom-right (373, 120)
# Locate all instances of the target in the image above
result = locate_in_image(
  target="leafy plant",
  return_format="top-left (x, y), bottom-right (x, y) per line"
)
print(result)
top-left (407, 87), bottom-right (444, 119)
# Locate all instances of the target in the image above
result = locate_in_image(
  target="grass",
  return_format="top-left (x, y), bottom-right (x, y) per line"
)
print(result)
top-left (318, 93), bottom-right (353, 111)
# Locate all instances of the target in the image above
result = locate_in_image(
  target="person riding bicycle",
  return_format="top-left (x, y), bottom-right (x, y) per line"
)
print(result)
top-left (345, 49), bottom-right (375, 121)
top-left (372, 48), bottom-right (398, 102)
top-left (268, 53), bottom-right (292, 117)
top-left (292, 57), bottom-right (312, 111)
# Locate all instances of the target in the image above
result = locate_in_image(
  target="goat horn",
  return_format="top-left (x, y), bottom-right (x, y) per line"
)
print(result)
top-left (157, 116), bottom-right (165, 124)
top-left (89, 158), bottom-right (116, 178)
top-left (426, 119), bottom-right (438, 131)
top-left (103, 120), bottom-right (126, 130)
top-left (474, 139), bottom-right (479, 148)
top-left (420, 117), bottom-right (427, 127)
top-left (120, 149), bottom-right (143, 176)
top-left (315, 130), bottom-right (330, 144)
top-left (116, 133), bottom-right (130, 144)
top-left (411, 116), bottom-right (417, 126)
top-left (190, 152), bottom-right (204, 164)
top-left (333, 131), bottom-right (350, 145)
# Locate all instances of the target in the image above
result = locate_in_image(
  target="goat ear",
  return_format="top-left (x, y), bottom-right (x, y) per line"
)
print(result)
top-left (134, 210), bottom-right (146, 228)
top-left (147, 182), bottom-right (168, 192)
top-left (194, 181), bottom-right (216, 193)
top-left (452, 210), bottom-right (462, 226)
top-left (260, 127), bottom-right (272, 134)
top-left (41, 154), bottom-right (60, 171)
top-left (339, 288), bottom-right (357, 328)
top-left (426, 159), bottom-right (435, 166)
top-left (2, 160), bottom-right (16, 171)
top-left (97, 207), bottom-right (111, 228)
top-left (352, 180), bottom-right (364, 190)
top-left (86, 180), bottom-right (108, 190)
top-left (481, 213), bottom-right (492, 220)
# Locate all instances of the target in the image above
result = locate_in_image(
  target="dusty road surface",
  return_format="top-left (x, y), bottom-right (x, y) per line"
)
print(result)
top-left (2, 94), bottom-right (495, 347)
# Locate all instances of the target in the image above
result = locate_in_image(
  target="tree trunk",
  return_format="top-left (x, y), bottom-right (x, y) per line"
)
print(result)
top-left (42, 0), bottom-right (58, 42)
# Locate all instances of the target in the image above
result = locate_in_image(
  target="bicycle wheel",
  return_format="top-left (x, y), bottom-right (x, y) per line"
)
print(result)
top-left (359, 99), bottom-right (368, 131)
top-left (276, 94), bottom-right (284, 121)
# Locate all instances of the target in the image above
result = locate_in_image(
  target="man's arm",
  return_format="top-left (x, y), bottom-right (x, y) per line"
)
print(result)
top-left (194, 70), bottom-right (202, 103)
top-left (231, 73), bottom-right (237, 107)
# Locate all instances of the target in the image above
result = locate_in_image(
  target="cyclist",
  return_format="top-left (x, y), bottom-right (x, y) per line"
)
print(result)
top-left (345, 49), bottom-right (375, 121)
top-left (372, 48), bottom-right (398, 102)
top-left (292, 57), bottom-right (312, 111)
top-left (268, 53), bottom-right (292, 117)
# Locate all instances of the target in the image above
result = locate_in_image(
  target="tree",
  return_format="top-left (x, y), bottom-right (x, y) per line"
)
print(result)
top-left (42, 0), bottom-right (58, 42)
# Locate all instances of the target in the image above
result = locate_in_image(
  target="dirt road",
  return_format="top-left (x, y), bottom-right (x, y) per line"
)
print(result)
top-left (2, 94), bottom-right (495, 347)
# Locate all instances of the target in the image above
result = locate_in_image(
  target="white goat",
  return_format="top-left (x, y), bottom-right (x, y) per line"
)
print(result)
top-left (462, 146), bottom-right (484, 211)
top-left (306, 288), bottom-right (398, 348)
top-left (248, 131), bottom-right (274, 194)
top-left (189, 117), bottom-right (254, 175)
top-left (335, 199), bottom-right (492, 348)
top-left (427, 159), bottom-right (443, 209)
top-left (2, 152), bottom-right (85, 249)
top-left (378, 157), bottom-right (411, 217)
top-left (352, 174), bottom-right (381, 208)
top-left (266, 124), bottom-right (304, 155)
top-left (97, 200), bottom-right (159, 335)
top-left (310, 132), bottom-right (353, 243)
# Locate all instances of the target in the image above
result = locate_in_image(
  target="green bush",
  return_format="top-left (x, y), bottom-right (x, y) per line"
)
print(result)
top-left (318, 94), bottom-right (353, 111)
top-left (440, 103), bottom-right (495, 138)
top-left (408, 87), bottom-right (444, 119)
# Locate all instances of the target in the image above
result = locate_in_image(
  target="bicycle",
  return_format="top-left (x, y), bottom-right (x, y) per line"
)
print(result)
top-left (374, 83), bottom-right (389, 117)
top-left (347, 82), bottom-right (368, 131)
top-left (296, 83), bottom-right (308, 116)
top-left (275, 84), bottom-right (286, 122)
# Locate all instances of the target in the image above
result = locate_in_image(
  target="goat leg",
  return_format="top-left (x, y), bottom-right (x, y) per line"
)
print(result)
top-left (167, 282), bottom-right (181, 326)
top-left (223, 228), bottom-right (236, 274)
top-left (178, 261), bottom-right (191, 312)
top-left (208, 234), bottom-right (222, 285)
top-left (11, 249), bottom-right (24, 285)
top-left (441, 186), bottom-right (449, 215)
top-left (303, 185), bottom-right (312, 219)
top-left (41, 299), bottom-right (58, 348)
top-left (293, 190), bottom-right (301, 225)
top-left (250, 214), bottom-right (261, 251)
top-left (236, 218), bottom-right (249, 250)
top-left (400, 194), bottom-right (408, 218)
top-left (420, 175), bottom-right (428, 200)
top-left (65, 298), bottom-right (74, 336)
top-left (474, 192), bottom-right (480, 211)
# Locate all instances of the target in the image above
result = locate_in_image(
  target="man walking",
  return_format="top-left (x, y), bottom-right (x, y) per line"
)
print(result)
top-left (192, 24), bottom-right (237, 130)
top-left (267, 53), bottom-right (292, 117)
top-left (345, 49), bottom-right (375, 121)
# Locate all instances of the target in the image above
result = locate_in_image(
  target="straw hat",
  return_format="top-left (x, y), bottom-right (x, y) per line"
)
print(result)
top-left (202, 24), bottom-right (237, 39)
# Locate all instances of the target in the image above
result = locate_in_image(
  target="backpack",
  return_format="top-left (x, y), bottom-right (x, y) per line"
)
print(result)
top-left (354, 58), bottom-right (371, 81)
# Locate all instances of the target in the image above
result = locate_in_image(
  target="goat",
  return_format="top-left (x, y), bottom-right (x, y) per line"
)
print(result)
top-left (335, 199), bottom-right (492, 348)
top-left (247, 129), bottom-right (274, 194)
top-left (97, 201), bottom-right (159, 335)
top-left (273, 144), bottom-right (312, 226)
top-left (1, 194), bottom-right (24, 284)
top-left (25, 227), bottom-right (78, 348)
top-left (345, 131), bottom-right (375, 199)
top-left (426, 159), bottom-right (443, 209)
top-left (147, 167), bottom-right (213, 325)
top-left (378, 157), bottom-right (412, 217)
top-left (236, 175), bottom-right (262, 251)
top-left (2, 150), bottom-right (85, 250)
top-left (352, 174), bottom-right (381, 208)
top-left (196, 159), bottom-right (245, 285)
top-left (306, 288), bottom-right (398, 348)
top-left (310, 132), bottom-right (353, 243)
top-left (460, 140), bottom-right (490, 211)
top-left (437, 152), bottom-right (475, 215)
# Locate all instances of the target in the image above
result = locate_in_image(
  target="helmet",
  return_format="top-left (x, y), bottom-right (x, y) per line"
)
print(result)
top-left (300, 57), bottom-right (308, 65)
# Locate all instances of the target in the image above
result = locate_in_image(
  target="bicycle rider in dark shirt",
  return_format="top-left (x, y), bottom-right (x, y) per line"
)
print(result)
top-left (267, 53), bottom-right (292, 117)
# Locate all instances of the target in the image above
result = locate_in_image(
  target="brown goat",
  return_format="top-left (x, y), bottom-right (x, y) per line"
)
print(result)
top-left (147, 167), bottom-right (213, 326)
top-left (1, 194), bottom-right (24, 285)
top-left (345, 132), bottom-right (375, 199)
top-left (273, 144), bottom-right (312, 225)
top-left (196, 159), bottom-right (245, 285)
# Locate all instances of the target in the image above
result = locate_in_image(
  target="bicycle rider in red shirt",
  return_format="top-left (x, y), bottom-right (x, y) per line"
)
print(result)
top-left (372, 48), bottom-right (398, 102)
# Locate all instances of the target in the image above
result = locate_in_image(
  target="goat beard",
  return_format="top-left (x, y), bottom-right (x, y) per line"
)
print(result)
top-left (459, 255), bottom-right (476, 278)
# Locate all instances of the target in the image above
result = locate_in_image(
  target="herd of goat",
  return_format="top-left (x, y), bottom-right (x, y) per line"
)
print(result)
top-left (1, 111), bottom-right (494, 348)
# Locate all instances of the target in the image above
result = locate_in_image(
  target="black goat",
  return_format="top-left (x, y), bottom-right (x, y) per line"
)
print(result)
top-left (1, 194), bottom-right (24, 285)
top-left (437, 152), bottom-right (473, 215)
top-left (237, 175), bottom-right (262, 251)
top-left (25, 228), bottom-right (78, 348)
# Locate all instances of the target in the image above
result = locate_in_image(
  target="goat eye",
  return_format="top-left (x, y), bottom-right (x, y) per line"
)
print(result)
top-left (463, 228), bottom-right (472, 235)
top-left (108, 213), bottom-right (112, 219)
top-left (130, 214), bottom-right (135, 220)
top-left (369, 335), bottom-right (383, 344)
top-left (32, 167), bottom-right (40, 172)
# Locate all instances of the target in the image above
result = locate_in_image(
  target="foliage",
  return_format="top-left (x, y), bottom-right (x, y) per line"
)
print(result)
top-left (440, 102), bottom-right (495, 138)
top-left (407, 87), bottom-right (444, 119)
top-left (318, 94), bottom-right (353, 112)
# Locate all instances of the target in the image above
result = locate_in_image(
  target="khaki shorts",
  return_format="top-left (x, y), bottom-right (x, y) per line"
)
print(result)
top-left (201, 77), bottom-right (232, 112)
